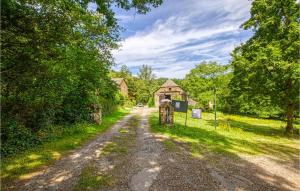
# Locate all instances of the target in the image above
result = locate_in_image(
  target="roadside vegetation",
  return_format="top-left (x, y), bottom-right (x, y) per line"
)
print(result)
top-left (1, 0), bottom-right (162, 158)
top-left (150, 111), bottom-right (300, 158)
top-left (74, 166), bottom-right (115, 191)
top-left (1, 108), bottom-right (129, 185)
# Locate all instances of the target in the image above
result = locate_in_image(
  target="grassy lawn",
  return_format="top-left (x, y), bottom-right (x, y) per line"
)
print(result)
top-left (1, 107), bottom-right (130, 185)
top-left (150, 111), bottom-right (300, 159)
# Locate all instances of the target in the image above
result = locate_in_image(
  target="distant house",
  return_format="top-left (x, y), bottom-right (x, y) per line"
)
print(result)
top-left (154, 79), bottom-right (185, 106)
top-left (187, 98), bottom-right (198, 106)
top-left (112, 78), bottom-right (128, 96)
top-left (154, 79), bottom-right (198, 107)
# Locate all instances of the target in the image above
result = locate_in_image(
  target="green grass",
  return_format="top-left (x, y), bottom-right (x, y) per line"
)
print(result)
top-left (119, 128), bottom-right (129, 134)
top-left (102, 142), bottom-right (128, 156)
top-left (163, 139), bottom-right (177, 151)
top-left (74, 166), bottom-right (115, 191)
top-left (103, 116), bottom-right (139, 156)
top-left (150, 111), bottom-right (300, 158)
top-left (1, 107), bottom-right (130, 185)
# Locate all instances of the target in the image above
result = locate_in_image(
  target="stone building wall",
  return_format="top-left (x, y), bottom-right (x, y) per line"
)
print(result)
top-left (119, 80), bottom-right (128, 97)
top-left (154, 86), bottom-right (186, 106)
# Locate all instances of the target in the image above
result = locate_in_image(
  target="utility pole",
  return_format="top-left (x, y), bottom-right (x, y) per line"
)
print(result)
top-left (214, 86), bottom-right (217, 129)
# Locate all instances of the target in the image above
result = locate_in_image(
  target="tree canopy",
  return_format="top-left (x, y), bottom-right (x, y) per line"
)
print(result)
top-left (1, 0), bottom-right (162, 156)
top-left (182, 61), bottom-right (231, 110)
top-left (229, 0), bottom-right (300, 132)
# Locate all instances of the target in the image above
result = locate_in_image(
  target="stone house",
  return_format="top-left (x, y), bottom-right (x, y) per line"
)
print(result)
top-left (187, 98), bottom-right (198, 107)
top-left (112, 78), bottom-right (128, 96)
top-left (154, 79), bottom-right (187, 106)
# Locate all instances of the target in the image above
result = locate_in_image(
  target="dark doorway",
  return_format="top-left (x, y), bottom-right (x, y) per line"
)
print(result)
top-left (165, 95), bottom-right (171, 100)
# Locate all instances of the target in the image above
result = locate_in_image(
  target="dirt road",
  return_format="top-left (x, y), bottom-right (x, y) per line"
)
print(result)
top-left (14, 107), bottom-right (299, 191)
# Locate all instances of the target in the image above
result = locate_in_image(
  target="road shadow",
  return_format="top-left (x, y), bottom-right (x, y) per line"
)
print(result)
top-left (206, 118), bottom-right (299, 139)
top-left (150, 117), bottom-right (300, 191)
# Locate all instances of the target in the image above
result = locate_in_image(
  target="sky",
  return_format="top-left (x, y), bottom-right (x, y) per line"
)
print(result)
top-left (91, 0), bottom-right (254, 78)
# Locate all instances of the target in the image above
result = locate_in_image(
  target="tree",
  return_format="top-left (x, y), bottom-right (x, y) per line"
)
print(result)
top-left (138, 64), bottom-right (156, 80)
top-left (182, 61), bottom-right (229, 128)
top-left (136, 65), bottom-right (157, 103)
top-left (182, 61), bottom-right (230, 110)
top-left (119, 65), bottom-right (132, 78)
top-left (230, 0), bottom-right (300, 133)
top-left (1, 0), bottom-right (162, 155)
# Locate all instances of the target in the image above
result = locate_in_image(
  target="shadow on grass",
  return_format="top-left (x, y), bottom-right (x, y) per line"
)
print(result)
top-left (206, 118), bottom-right (299, 139)
top-left (153, 118), bottom-right (299, 158)
top-left (150, 115), bottom-right (299, 190)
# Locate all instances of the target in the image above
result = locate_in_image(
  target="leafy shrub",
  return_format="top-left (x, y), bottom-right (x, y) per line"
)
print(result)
top-left (124, 97), bottom-right (135, 107)
top-left (1, 120), bottom-right (40, 157)
top-left (115, 93), bottom-right (125, 106)
top-left (147, 97), bottom-right (155, 107)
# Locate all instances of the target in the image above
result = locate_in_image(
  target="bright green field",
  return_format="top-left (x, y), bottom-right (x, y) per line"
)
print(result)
top-left (150, 111), bottom-right (300, 158)
top-left (1, 108), bottom-right (130, 185)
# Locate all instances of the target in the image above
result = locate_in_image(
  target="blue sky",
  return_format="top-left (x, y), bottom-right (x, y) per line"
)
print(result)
top-left (93, 0), bottom-right (254, 78)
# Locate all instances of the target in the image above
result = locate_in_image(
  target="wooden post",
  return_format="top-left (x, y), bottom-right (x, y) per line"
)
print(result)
top-left (159, 106), bottom-right (161, 126)
top-left (214, 87), bottom-right (217, 130)
top-left (185, 109), bottom-right (188, 127)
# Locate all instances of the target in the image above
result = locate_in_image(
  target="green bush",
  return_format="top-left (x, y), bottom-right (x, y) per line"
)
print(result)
top-left (124, 97), bottom-right (135, 107)
top-left (148, 97), bottom-right (155, 107)
top-left (115, 92), bottom-right (125, 106)
top-left (1, 120), bottom-right (41, 157)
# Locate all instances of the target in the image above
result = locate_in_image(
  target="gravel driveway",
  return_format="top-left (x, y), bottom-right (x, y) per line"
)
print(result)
top-left (12, 107), bottom-right (299, 191)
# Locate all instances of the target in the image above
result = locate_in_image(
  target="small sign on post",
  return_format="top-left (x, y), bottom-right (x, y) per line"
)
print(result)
top-left (192, 109), bottom-right (202, 119)
top-left (171, 100), bottom-right (188, 127)
top-left (171, 100), bottom-right (188, 113)
top-left (192, 109), bottom-right (202, 127)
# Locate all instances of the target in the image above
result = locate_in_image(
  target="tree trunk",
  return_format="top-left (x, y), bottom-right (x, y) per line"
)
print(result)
top-left (286, 104), bottom-right (294, 133)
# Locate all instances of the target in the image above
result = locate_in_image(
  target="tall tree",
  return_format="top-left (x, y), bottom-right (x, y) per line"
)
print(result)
top-left (182, 61), bottom-right (230, 110)
top-left (1, 0), bottom-right (162, 155)
top-left (136, 65), bottom-right (156, 103)
top-left (138, 64), bottom-right (156, 80)
top-left (230, 0), bottom-right (299, 133)
top-left (119, 65), bottom-right (132, 78)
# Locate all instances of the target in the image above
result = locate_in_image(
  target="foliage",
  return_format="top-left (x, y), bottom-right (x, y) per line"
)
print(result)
top-left (1, 121), bottom-right (40, 157)
top-left (147, 96), bottom-right (155, 107)
top-left (114, 92), bottom-right (125, 106)
top-left (171, 78), bottom-right (184, 87)
top-left (182, 61), bottom-right (230, 110)
top-left (110, 65), bottom-right (138, 102)
top-left (229, 0), bottom-right (300, 132)
top-left (1, 108), bottom-right (129, 187)
top-left (137, 64), bottom-right (156, 80)
top-left (226, 92), bottom-right (284, 118)
top-left (136, 65), bottom-right (158, 104)
top-left (1, 0), bottom-right (162, 155)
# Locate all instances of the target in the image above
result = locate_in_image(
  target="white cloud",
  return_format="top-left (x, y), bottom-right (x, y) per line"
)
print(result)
top-left (113, 0), bottom-right (252, 78)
